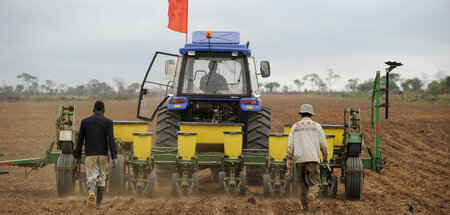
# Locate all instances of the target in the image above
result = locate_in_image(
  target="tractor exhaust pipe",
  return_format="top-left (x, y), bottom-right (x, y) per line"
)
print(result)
top-left (384, 61), bottom-right (403, 119)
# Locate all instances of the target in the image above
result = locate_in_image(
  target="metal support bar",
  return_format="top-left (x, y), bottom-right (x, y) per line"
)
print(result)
top-left (385, 68), bottom-right (390, 119)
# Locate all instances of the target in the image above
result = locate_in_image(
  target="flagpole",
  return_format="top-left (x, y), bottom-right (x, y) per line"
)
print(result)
top-left (185, 0), bottom-right (188, 44)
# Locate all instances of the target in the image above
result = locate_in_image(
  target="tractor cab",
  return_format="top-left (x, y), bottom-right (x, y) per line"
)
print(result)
top-left (137, 31), bottom-right (270, 123)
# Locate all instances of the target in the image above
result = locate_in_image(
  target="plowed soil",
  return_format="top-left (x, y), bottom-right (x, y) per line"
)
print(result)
top-left (0, 94), bottom-right (449, 214)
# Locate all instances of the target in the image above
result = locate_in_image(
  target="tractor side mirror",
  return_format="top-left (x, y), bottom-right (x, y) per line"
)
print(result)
top-left (260, 61), bottom-right (271, 78)
top-left (165, 60), bottom-right (176, 80)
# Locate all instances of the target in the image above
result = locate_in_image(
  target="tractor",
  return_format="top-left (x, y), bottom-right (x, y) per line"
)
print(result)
top-left (136, 31), bottom-right (272, 186)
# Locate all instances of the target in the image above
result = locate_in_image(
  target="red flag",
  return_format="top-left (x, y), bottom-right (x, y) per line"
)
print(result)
top-left (168, 0), bottom-right (188, 34)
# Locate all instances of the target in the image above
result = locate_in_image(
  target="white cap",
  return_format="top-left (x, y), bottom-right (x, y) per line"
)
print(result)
top-left (298, 104), bottom-right (314, 115)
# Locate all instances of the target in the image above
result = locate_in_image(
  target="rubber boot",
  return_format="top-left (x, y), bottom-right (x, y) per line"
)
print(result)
top-left (307, 194), bottom-right (316, 212)
top-left (87, 192), bottom-right (95, 209)
top-left (96, 186), bottom-right (105, 210)
top-left (86, 182), bottom-right (96, 209)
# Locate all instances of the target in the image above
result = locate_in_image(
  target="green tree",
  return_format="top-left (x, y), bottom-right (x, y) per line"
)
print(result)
top-left (40, 84), bottom-right (46, 94)
top-left (56, 84), bottom-right (68, 95)
top-left (427, 80), bottom-right (441, 95)
top-left (113, 77), bottom-right (126, 93)
top-left (29, 82), bottom-right (39, 95)
top-left (346, 79), bottom-right (359, 92)
top-left (126, 82), bottom-right (141, 93)
top-left (99, 82), bottom-right (114, 96)
top-left (1, 85), bottom-right (14, 96)
top-left (325, 69), bottom-right (340, 92)
top-left (357, 78), bottom-right (374, 92)
top-left (67, 85), bottom-right (88, 96)
top-left (44, 80), bottom-right (57, 95)
top-left (381, 73), bottom-right (401, 94)
top-left (303, 73), bottom-right (325, 92)
top-left (293, 79), bottom-right (304, 92)
top-left (14, 85), bottom-right (24, 94)
top-left (318, 82), bottom-right (327, 92)
top-left (401, 78), bottom-right (423, 93)
top-left (426, 76), bottom-right (450, 95)
top-left (87, 79), bottom-right (101, 95)
top-left (441, 76), bottom-right (450, 93)
top-left (264, 82), bottom-right (280, 92)
top-left (16, 73), bottom-right (38, 95)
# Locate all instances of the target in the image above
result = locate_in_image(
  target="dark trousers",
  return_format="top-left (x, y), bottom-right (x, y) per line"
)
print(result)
top-left (295, 162), bottom-right (321, 207)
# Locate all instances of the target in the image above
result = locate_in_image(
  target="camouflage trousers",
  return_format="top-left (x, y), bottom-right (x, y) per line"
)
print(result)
top-left (295, 162), bottom-right (321, 208)
top-left (85, 155), bottom-right (109, 194)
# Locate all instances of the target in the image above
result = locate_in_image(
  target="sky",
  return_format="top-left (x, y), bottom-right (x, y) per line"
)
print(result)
top-left (0, 0), bottom-right (449, 91)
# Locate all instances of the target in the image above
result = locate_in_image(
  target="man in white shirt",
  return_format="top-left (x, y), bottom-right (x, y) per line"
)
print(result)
top-left (287, 104), bottom-right (328, 212)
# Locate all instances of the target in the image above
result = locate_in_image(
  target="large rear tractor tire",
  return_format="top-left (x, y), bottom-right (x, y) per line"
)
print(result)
top-left (109, 154), bottom-right (125, 195)
top-left (155, 106), bottom-right (181, 186)
top-left (156, 106), bottom-right (181, 147)
top-left (345, 157), bottom-right (364, 200)
top-left (245, 107), bottom-right (271, 185)
top-left (56, 154), bottom-right (75, 197)
top-left (245, 106), bottom-right (271, 149)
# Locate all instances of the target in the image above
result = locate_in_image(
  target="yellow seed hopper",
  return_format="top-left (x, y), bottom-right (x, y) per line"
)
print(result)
top-left (132, 132), bottom-right (153, 160)
top-left (179, 122), bottom-right (243, 152)
top-left (113, 121), bottom-right (150, 142)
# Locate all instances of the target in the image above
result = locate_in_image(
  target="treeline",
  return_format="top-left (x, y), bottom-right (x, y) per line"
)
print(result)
top-left (0, 73), bottom-right (141, 100)
top-left (260, 70), bottom-right (450, 96)
top-left (2, 71), bottom-right (449, 102)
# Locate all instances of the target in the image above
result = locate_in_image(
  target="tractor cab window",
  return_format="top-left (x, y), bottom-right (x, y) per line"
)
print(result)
top-left (181, 55), bottom-right (248, 95)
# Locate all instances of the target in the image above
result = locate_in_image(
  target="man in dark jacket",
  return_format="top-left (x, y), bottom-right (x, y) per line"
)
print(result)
top-left (74, 100), bottom-right (117, 210)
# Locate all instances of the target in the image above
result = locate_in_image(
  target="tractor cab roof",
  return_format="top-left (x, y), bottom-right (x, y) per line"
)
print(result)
top-left (179, 31), bottom-right (251, 56)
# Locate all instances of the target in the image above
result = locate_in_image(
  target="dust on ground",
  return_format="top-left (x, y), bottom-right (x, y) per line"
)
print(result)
top-left (0, 94), bottom-right (449, 214)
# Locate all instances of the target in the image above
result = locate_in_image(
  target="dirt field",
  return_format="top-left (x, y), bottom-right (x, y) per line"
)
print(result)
top-left (0, 94), bottom-right (449, 214)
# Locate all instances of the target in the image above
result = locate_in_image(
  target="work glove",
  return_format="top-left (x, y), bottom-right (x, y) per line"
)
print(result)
top-left (287, 159), bottom-right (294, 169)
top-left (112, 159), bottom-right (117, 168)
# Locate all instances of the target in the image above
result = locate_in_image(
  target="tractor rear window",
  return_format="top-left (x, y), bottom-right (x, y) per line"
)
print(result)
top-left (180, 56), bottom-right (248, 95)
